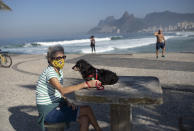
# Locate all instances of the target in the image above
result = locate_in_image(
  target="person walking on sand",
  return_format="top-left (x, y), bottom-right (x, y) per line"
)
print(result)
top-left (154, 29), bottom-right (166, 58)
top-left (90, 35), bottom-right (96, 53)
top-left (36, 45), bottom-right (102, 131)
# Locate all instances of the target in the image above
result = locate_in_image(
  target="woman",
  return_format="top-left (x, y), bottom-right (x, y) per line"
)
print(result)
top-left (90, 35), bottom-right (96, 53)
top-left (36, 45), bottom-right (102, 131)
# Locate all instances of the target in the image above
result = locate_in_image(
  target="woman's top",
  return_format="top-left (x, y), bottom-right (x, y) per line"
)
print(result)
top-left (90, 38), bottom-right (95, 46)
top-left (36, 65), bottom-right (63, 105)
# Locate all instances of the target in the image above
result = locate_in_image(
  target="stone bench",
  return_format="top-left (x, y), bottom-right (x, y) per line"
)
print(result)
top-left (74, 76), bottom-right (163, 131)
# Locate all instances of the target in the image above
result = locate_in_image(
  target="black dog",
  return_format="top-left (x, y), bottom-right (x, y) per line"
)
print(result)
top-left (72, 59), bottom-right (119, 86)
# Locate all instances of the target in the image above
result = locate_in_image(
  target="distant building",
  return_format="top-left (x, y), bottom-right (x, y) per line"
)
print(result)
top-left (141, 21), bottom-right (194, 32)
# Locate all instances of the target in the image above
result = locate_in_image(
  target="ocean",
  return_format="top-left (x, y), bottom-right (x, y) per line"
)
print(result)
top-left (0, 32), bottom-right (194, 54)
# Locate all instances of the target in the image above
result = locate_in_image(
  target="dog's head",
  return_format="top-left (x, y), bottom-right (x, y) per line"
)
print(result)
top-left (72, 59), bottom-right (94, 72)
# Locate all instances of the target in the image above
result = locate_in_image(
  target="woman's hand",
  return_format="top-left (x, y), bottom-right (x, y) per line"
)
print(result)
top-left (85, 80), bottom-right (101, 88)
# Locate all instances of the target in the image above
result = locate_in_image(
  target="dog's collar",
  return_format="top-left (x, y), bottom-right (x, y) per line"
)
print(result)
top-left (87, 69), bottom-right (98, 80)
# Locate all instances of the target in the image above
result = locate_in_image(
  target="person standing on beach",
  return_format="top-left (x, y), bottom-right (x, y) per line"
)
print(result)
top-left (90, 35), bottom-right (96, 53)
top-left (154, 29), bottom-right (166, 58)
top-left (36, 45), bottom-right (102, 131)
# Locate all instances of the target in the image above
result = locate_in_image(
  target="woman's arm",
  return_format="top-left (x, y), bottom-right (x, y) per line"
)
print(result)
top-left (49, 78), bottom-right (100, 96)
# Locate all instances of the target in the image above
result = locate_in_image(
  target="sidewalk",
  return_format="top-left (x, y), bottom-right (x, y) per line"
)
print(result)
top-left (0, 53), bottom-right (194, 131)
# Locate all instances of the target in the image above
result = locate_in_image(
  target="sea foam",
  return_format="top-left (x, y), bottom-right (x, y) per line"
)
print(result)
top-left (33, 37), bottom-right (111, 47)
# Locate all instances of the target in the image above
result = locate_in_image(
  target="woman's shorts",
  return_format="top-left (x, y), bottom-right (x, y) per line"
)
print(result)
top-left (45, 99), bottom-right (80, 123)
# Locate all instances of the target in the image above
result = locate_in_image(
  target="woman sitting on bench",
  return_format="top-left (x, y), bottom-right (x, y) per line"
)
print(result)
top-left (36, 45), bottom-right (102, 131)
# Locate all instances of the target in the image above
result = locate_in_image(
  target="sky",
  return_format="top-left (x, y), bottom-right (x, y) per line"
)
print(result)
top-left (0, 0), bottom-right (194, 40)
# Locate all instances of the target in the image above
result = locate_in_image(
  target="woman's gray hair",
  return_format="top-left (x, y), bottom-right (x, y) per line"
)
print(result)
top-left (47, 45), bottom-right (64, 64)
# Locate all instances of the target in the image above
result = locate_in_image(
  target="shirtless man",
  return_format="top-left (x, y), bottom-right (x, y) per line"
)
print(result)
top-left (154, 29), bottom-right (166, 58)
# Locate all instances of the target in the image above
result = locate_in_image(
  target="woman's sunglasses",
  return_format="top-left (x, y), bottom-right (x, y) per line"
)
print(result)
top-left (52, 55), bottom-right (66, 60)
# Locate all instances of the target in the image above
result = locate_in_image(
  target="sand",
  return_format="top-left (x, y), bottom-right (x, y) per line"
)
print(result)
top-left (0, 53), bottom-right (194, 131)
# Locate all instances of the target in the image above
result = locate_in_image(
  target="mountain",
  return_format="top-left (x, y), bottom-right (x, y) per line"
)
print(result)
top-left (114, 11), bottom-right (145, 33)
top-left (89, 11), bottom-right (144, 33)
top-left (144, 11), bottom-right (194, 27)
top-left (88, 11), bottom-right (194, 34)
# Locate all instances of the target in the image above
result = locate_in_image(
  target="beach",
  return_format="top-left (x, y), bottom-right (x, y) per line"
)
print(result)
top-left (0, 53), bottom-right (194, 131)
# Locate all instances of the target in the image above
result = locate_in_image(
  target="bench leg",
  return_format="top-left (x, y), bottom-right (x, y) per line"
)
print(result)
top-left (110, 104), bottom-right (132, 131)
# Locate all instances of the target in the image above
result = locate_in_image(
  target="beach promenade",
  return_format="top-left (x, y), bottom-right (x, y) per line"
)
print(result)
top-left (0, 53), bottom-right (194, 131)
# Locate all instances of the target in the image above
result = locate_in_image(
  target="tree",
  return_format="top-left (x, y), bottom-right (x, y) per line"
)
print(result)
top-left (0, 0), bottom-right (11, 11)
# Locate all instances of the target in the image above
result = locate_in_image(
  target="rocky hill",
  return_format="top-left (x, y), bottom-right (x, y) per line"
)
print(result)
top-left (88, 11), bottom-right (194, 34)
top-left (144, 11), bottom-right (194, 27)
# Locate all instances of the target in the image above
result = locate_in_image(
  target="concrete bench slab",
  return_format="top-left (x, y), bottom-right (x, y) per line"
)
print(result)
top-left (74, 76), bottom-right (163, 131)
top-left (75, 76), bottom-right (163, 105)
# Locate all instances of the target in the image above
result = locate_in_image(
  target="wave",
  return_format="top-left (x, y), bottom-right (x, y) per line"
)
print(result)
top-left (111, 36), bottom-right (123, 40)
top-left (176, 32), bottom-right (194, 37)
top-left (22, 36), bottom-right (124, 48)
top-left (24, 37), bottom-right (111, 47)
top-left (23, 43), bottom-right (41, 47)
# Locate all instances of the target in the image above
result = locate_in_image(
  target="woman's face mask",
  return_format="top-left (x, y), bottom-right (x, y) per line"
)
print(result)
top-left (51, 55), bottom-right (66, 69)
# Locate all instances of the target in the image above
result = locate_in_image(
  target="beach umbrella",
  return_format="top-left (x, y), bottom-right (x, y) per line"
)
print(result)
top-left (0, 0), bottom-right (11, 11)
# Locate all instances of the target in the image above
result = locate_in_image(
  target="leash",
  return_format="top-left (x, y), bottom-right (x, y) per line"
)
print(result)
top-left (86, 69), bottom-right (104, 90)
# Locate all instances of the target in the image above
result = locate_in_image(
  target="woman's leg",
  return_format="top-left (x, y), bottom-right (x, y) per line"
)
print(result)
top-left (78, 115), bottom-right (89, 131)
top-left (94, 46), bottom-right (96, 53)
top-left (91, 46), bottom-right (93, 53)
top-left (79, 105), bottom-right (101, 131)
